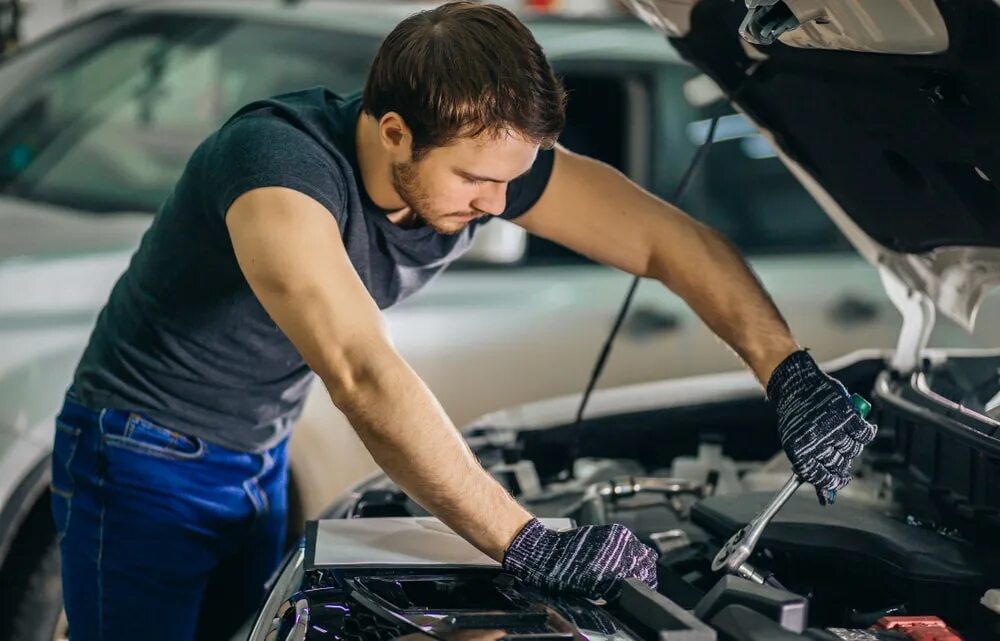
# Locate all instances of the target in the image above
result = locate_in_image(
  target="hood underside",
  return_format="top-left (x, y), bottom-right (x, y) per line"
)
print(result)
top-left (624, 0), bottom-right (1000, 331)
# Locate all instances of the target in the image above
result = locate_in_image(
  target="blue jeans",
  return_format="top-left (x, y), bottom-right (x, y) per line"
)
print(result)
top-left (51, 389), bottom-right (289, 641)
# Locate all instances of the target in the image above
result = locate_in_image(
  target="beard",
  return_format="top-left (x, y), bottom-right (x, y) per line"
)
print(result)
top-left (390, 160), bottom-right (481, 235)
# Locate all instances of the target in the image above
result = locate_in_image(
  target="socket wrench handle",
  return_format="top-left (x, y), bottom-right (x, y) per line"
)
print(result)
top-left (711, 393), bottom-right (872, 576)
top-left (710, 473), bottom-right (802, 573)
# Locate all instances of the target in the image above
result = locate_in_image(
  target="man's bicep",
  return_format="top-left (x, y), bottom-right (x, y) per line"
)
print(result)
top-left (225, 187), bottom-right (389, 383)
top-left (513, 145), bottom-right (699, 278)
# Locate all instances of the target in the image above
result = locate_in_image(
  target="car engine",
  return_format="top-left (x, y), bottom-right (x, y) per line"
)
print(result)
top-left (323, 450), bottom-right (992, 638)
top-left (258, 354), bottom-right (1000, 641)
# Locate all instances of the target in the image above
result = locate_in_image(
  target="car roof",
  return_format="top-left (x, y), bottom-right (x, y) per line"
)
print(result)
top-left (116, 0), bottom-right (683, 64)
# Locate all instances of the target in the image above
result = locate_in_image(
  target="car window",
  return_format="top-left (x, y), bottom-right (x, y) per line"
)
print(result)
top-left (0, 13), bottom-right (378, 213)
top-left (669, 107), bottom-right (852, 255)
top-left (523, 69), bottom-right (640, 267)
top-left (648, 72), bottom-right (851, 256)
top-left (0, 13), bottom-right (848, 259)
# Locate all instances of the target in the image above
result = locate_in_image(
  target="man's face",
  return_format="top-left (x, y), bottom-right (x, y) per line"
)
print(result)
top-left (391, 131), bottom-right (539, 235)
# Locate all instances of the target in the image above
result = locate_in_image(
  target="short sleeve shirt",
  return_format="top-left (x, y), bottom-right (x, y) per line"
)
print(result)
top-left (73, 87), bottom-right (555, 452)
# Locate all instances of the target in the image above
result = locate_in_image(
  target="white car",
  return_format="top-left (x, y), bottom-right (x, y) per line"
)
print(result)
top-left (0, 2), bottom-right (997, 639)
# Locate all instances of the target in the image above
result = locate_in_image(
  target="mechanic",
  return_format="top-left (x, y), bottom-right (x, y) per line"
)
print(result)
top-left (51, 3), bottom-right (877, 640)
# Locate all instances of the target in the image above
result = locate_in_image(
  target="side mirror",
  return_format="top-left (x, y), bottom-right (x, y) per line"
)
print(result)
top-left (458, 221), bottom-right (527, 265)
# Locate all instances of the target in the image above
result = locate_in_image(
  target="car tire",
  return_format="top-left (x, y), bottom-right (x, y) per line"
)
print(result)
top-left (6, 530), bottom-right (65, 641)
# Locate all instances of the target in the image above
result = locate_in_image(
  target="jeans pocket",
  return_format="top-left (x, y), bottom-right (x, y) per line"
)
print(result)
top-left (51, 421), bottom-right (81, 542)
top-left (103, 413), bottom-right (205, 461)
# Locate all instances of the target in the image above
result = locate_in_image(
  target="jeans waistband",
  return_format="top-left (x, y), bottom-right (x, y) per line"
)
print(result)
top-left (60, 386), bottom-right (289, 459)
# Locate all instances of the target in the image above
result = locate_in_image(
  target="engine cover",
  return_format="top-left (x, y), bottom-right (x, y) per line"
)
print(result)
top-left (691, 492), bottom-right (996, 627)
top-left (692, 492), bottom-right (991, 584)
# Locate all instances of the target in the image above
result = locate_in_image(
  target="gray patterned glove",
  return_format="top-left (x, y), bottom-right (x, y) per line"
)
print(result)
top-left (767, 350), bottom-right (877, 505)
top-left (502, 518), bottom-right (658, 600)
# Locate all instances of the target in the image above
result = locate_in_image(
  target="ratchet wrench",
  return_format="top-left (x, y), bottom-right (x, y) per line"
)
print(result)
top-left (711, 393), bottom-right (872, 585)
top-left (710, 473), bottom-right (801, 583)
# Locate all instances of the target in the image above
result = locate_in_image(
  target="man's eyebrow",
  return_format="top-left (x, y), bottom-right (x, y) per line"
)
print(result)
top-left (456, 167), bottom-right (532, 183)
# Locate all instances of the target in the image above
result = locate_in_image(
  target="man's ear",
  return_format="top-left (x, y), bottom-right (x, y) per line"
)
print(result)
top-left (377, 112), bottom-right (413, 159)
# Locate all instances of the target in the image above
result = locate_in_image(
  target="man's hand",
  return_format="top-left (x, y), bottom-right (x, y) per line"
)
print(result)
top-left (502, 518), bottom-right (658, 600)
top-left (767, 350), bottom-right (877, 504)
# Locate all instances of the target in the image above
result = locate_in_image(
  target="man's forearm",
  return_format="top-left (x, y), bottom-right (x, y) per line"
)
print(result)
top-left (322, 346), bottom-right (532, 561)
top-left (650, 220), bottom-right (799, 385)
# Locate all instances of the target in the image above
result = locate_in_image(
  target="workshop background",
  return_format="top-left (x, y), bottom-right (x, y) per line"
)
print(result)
top-left (1, 2), bottom-right (998, 638)
top-left (2, 0), bottom-right (999, 515)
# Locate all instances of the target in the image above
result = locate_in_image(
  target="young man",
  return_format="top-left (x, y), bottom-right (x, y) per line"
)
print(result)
top-left (52, 3), bottom-right (876, 640)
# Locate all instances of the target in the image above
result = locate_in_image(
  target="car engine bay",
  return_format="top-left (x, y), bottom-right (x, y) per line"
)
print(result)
top-left (261, 354), bottom-right (1000, 641)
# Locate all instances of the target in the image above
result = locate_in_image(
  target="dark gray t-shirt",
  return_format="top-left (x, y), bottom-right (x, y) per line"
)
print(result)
top-left (73, 87), bottom-right (554, 452)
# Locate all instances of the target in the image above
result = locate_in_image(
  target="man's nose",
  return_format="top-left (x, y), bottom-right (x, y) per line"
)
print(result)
top-left (472, 183), bottom-right (506, 216)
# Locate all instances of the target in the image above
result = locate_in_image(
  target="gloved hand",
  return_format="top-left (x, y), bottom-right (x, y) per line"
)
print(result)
top-left (767, 350), bottom-right (877, 505)
top-left (502, 518), bottom-right (658, 600)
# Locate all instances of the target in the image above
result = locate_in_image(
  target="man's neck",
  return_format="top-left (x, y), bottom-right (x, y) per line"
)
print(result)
top-left (355, 113), bottom-right (415, 227)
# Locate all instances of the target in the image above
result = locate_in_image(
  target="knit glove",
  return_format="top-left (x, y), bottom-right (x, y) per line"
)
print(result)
top-left (502, 518), bottom-right (658, 600)
top-left (767, 350), bottom-right (877, 505)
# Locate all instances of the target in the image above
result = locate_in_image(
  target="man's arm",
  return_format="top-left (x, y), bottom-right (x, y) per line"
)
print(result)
top-left (514, 145), bottom-right (799, 384)
top-left (514, 146), bottom-right (877, 505)
top-left (225, 186), bottom-right (532, 560)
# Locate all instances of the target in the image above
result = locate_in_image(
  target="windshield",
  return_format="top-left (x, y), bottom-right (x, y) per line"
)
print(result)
top-left (0, 12), bottom-right (379, 213)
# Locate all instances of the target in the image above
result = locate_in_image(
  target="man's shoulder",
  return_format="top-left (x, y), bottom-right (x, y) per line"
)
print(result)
top-left (210, 86), bottom-right (359, 168)
top-left (194, 86), bottom-right (362, 225)
top-left (222, 86), bottom-right (356, 133)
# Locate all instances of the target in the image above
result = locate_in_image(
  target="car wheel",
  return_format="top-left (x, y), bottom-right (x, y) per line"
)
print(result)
top-left (7, 534), bottom-right (64, 641)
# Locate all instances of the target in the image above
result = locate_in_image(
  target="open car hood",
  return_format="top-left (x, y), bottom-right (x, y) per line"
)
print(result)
top-left (623, 0), bottom-right (1000, 334)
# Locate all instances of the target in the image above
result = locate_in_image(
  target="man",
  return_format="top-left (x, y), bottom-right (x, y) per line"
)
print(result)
top-left (51, 3), bottom-right (877, 640)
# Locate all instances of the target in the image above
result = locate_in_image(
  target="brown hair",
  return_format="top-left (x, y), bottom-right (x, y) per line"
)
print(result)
top-left (362, 1), bottom-right (566, 160)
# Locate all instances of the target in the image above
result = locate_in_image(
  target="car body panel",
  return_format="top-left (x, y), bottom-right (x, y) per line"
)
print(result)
top-left (463, 348), bottom-right (889, 432)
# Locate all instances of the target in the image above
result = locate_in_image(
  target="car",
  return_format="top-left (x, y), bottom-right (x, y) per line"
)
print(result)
top-left (246, 0), bottom-right (1000, 639)
top-left (1, 1), bottom-right (998, 640)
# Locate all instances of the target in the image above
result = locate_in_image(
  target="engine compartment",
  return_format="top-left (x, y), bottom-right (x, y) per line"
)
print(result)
top-left (333, 457), bottom-right (994, 638)
top-left (306, 354), bottom-right (1000, 639)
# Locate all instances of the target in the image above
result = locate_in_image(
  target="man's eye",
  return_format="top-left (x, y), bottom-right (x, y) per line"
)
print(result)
top-left (464, 177), bottom-right (485, 186)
